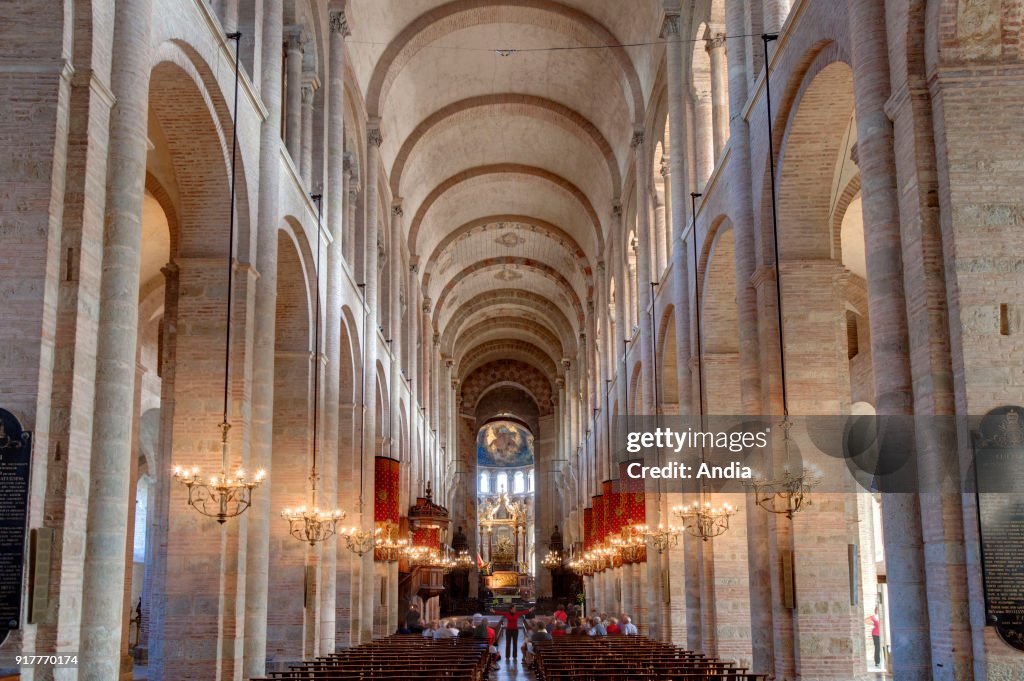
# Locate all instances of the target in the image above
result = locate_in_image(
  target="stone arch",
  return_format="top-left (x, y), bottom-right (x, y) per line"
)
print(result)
top-left (408, 164), bottom-right (604, 258)
top-left (150, 40), bottom-right (253, 259)
top-left (658, 305), bottom-right (679, 412)
top-left (433, 257), bottom-right (586, 329)
top-left (457, 339), bottom-right (559, 379)
top-left (422, 214), bottom-right (592, 292)
top-left (390, 94), bottom-right (621, 198)
top-left (460, 359), bottom-right (554, 417)
top-left (365, 0), bottom-right (644, 124)
top-left (440, 290), bottom-right (578, 353)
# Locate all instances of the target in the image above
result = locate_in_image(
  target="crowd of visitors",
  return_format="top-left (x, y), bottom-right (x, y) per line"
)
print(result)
top-left (400, 602), bottom-right (640, 672)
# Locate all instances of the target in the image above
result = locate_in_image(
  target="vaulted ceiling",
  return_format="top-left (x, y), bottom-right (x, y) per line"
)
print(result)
top-left (346, 0), bottom-right (666, 404)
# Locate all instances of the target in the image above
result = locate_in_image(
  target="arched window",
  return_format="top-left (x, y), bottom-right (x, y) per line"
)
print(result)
top-left (479, 472), bottom-right (490, 494)
top-left (528, 469), bottom-right (534, 492)
top-left (133, 480), bottom-right (148, 563)
top-left (513, 471), bottom-right (525, 493)
top-left (496, 472), bottom-right (508, 493)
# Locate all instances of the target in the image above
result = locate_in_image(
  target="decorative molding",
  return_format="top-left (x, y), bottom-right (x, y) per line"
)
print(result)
top-left (284, 26), bottom-right (309, 53)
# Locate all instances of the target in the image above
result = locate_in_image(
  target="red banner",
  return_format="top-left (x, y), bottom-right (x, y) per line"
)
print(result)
top-left (619, 460), bottom-right (646, 526)
top-left (583, 507), bottom-right (593, 551)
top-left (374, 456), bottom-right (400, 524)
top-left (593, 494), bottom-right (605, 548)
top-left (604, 479), bottom-right (624, 539)
top-left (412, 526), bottom-right (440, 550)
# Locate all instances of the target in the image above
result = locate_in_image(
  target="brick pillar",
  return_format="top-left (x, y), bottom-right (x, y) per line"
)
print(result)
top-left (78, 0), bottom-right (152, 677)
top-left (244, 0), bottom-right (284, 676)
top-left (284, 27), bottom-right (306, 169)
top-left (360, 121), bottom-right (383, 642)
top-left (847, 2), bottom-right (933, 679)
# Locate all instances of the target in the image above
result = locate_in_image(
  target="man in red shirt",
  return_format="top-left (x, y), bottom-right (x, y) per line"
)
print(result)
top-left (494, 604), bottom-right (533, 660)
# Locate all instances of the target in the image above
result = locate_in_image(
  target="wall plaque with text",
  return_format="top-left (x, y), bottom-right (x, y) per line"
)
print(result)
top-left (975, 406), bottom-right (1024, 652)
top-left (0, 408), bottom-right (31, 644)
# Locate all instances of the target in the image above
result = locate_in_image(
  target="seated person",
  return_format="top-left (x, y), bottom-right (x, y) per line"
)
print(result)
top-left (551, 620), bottom-right (567, 637)
top-left (587, 616), bottom-right (607, 637)
top-left (621, 615), bottom-right (639, 636)
top-left (605, 617), bottom-right (620, 635)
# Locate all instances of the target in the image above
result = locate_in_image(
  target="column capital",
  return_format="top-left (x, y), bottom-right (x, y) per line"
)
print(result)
top-left (630, 128), bottom-right (645, 149)
top-left (612, 201), bottom-right (623, 220)
top-left (561, 358), bottom-right (572, 370)
top-left (285, 26), bottom-right (309, 53)
top-left (343, 150), bottom-right (356, 177)
top-left (329, 9), bottom-right (352, 37)
top-left (660, 13), bottom-right (681, 39)
top-left (392, 202), bottom-right (404, 217)
top-left (706, 32), bottom-right (727, 51)
top-left (422, 297), bottom-right (432, 314)
top-left (660, 156), bottom-right (670, 177)
top-left (445, 358), bottom-right (455, 369)
top-left (432, 332), bottom-right (440, 345)
top-left (596, 260), bottom-right (605, 274)
top-left (367, 119), bottom-right (383, 147)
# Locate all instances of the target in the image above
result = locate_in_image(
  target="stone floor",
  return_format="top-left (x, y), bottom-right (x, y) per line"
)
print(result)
top-left (492, 657), bottom-right (536, 680)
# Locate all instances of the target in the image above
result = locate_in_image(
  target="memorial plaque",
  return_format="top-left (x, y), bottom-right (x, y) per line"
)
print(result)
top-left (0, 409), bottom-right (32, 644)
top-left (974, 406), bottom-right (1024, 652)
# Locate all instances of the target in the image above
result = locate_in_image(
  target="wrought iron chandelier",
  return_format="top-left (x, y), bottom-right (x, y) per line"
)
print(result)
top-left (541, 549), bottom-right (562, 570)
top-left (746, 34), bottom-right (821, 518)
top-left (453, 549), bottom-right (473, 571)
top-left (280, 194), bottom-right (345, 545)
top-left (172, 32), bottom-right (265, 522)
top-left (340, 284), bottom-right (376, 555)
top-left (639, 523), bottom-right (680, 554)
top-left (611, 525), bottom-right (646, 563)
top-left (673, 191), bottom-right (737, 542)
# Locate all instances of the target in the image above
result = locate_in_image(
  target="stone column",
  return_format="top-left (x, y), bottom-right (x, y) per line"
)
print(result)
top-left (762, 0), bottom-right (790, 35)
top-left (320, 7), bottom-right (350, 656)
top-left (300, 79), bottom-right (316, 187)
top-left (213, 0), bottom-right (238, 33)
top-left (612, 207), bottom-right (629, 423)
top-left (847, 0), bottom-right (931, 677)
top-left (342, 153), bottom-right (355, 269)
top-left (693, 76), bottom-right (715, 191)
top-left (663, 9), bottom-right (702, 649)
top-left (78, 0), bottom-right (152, 677)
top-left (284, 27), bottom-right (306, 169)
top-left (707, 33), bottom-right (729, 160)
top-left (245, 0), bottom-right (284, 676)
top-left (633, 131), bottom-right (656, 417)
top-left (654, 175), bottom-right (668, 278)
top-left (720, 0), bottom-right (771, 668)
top-left (359, 121), bottom-right (383, 643)
top-left (389, 202), bottom-right (403, 460)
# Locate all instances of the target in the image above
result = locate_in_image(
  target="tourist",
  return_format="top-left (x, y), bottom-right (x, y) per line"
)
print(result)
top-left (405, 604), bottom-right (423, 633)
top-left (494, 603), bottom-right (533, 661)
top-left (553, 603), bottom-right (568, 622)
top-left (423, 620), bottom-right (439, 638)
top-left (551, 620), bottom-right (567, 637)
top-left (588, 616), bottom-right (607, 636)
top-left (446, 620), bottom-right (460, 637)
top-left (866, 608), bottom-right (881, 667)
top-left (621, 616), bottom-right (638, 636)
top-left (434, 620), bottom-right (455, 639)
top-left (606, 617), bottom-right (620, 635)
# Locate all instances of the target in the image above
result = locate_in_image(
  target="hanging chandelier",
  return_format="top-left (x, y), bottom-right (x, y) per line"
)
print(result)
top-left (280, 194), bottom-right (345, 545)
top-left (639, 523), bottom-right (680, 554)
top-left (748, 418), bottom-right (822, 518)
top-left (541, 550), bottom-right (562, 570)
top-left (172, 32), bottom-right (265, 522)
top-left (671, 191), bottom-right (737, 542)
top-left (673, 498), bottom-right (737, 541)
top-left (453, 549), bottom-right (473, 571)
top-left (340, 284), bottom-right (376, 555)
top-left (746, 35), bottom-right (821, 519)
top-left (611, 525), bottom-right (646, 563)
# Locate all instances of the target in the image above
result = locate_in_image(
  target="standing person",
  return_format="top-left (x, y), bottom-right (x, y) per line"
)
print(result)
top-left (405, 604), bottom-right (423, 633)
top-left (553, 603), bottom-right (568, 623)
top-left (494, 603), bottom-right (533, 661)
top-left (866, 608), bottom-right (881, 667)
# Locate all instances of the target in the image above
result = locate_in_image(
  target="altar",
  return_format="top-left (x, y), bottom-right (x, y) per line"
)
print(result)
top-left (479, 493), bottom-right (533, 600)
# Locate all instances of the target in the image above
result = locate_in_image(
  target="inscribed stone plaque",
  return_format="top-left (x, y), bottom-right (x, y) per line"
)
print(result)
top-left (974, 406), bottom-right (1024, 652)
top-left (0, 409), bottom-right (32, 644)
